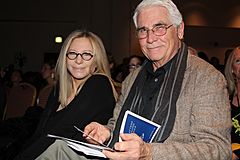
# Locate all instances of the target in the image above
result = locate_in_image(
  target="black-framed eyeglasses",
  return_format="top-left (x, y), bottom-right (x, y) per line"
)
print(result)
top-left (136, 23), bottom-right (173, 39)
top-left (66, 51), bottom-right (94, 61)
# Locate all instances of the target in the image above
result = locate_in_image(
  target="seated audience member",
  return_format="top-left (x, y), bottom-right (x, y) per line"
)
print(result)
top-left (14, 29), bottom-right (117, 160)
top-left (36, 0), bottom-right (231, 160)
top-left (120, 55), bottom-right (145, 82)
top-left (36, 60), bottom-right (56, 108)
top-left (107, 53), bottom-right (116, 77)
top-left (0, 79), bottom-right (6, 119)
top-left (128, 55), bottom-right (144, 73)
top-left (210, 56), bottom-right (224, 72)
top-left (111, 57), bottom-right (129, 83)
top-left (5, 69), bottom-right (23, 90)
top-left (10, 69), bottom-right (23, 86)
top-left (107, 53), bottom-right (122, 96)
top-left (22, 71), bottom-right (43, 92)
top-left (224, 45), bottom-right (240, 160)
top-left (198, 51), bottom-right (210, 63)
top-left (2, 64), bottom-right (15, 86)
top-left (40, 60), bottom-right (56, 87)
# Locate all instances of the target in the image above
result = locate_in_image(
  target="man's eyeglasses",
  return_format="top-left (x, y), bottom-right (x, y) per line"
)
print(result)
top-left (66, 51), bottom-right (94, 61)
top-left (136, 24), bottom-right (173, 39)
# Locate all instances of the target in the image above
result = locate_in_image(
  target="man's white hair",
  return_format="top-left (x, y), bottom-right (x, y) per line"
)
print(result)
top-left (133, 0), bottom-right (183, 27)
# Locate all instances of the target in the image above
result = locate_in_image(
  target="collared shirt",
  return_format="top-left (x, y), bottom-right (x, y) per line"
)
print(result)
top-left (140, 58), bottom-right (174, 119)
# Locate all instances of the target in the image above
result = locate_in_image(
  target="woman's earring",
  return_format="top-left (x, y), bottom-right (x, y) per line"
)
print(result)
top-left (51, 73), bottom-right (55, 79)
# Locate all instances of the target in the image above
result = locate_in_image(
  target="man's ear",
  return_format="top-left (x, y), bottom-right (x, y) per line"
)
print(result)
top-left (177, 21), bottom-right (184, 40)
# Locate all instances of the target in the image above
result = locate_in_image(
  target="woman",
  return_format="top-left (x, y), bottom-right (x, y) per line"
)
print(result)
top-left (36, 60), bottom-right (56, 108)
top-left (40, 60), bottom-right (56, 86)
top-left (115, 55), bottom-right (144, 83)
top-left (5, 69), bottom-right (23, 89)
top-left (14, 30), bottom-right (118, 160)
top-left (225, 45), bottom-right (240, 160)
top-left (128, 55), bottom-right (144, 73)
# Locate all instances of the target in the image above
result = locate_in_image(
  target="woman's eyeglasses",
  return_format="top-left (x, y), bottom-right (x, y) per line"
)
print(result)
top-left (66, 51), bottom-right (94, 61)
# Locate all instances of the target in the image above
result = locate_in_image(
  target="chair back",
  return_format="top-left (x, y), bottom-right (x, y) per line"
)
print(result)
top-left (3, 82), bottom-right (37, 120)
top-left (37, 84), bottom-right (53, 108)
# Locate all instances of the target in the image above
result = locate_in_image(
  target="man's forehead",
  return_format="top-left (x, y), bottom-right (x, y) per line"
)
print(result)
top-left (137, 6), bottom-right (170, 27)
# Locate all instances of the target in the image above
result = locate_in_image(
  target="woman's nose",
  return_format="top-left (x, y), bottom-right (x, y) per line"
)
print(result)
top-left (75, 55), bottom-right (83, 64)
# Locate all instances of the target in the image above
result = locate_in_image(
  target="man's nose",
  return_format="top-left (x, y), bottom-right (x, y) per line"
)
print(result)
top-left (146, 30), bottom-right (157, 43)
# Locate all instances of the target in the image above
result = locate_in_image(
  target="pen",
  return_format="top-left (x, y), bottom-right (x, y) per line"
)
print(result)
top-left (73, 125), bottom-right (110, 149)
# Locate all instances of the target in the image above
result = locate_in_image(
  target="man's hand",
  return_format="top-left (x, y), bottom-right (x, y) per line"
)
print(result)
top-left (103, 133), bottom-right (152, 160)
top-left (83, 122), bottom-right (111, 144)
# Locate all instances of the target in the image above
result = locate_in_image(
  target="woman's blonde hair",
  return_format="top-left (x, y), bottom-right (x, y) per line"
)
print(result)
top-left (55, 30), bottom-right (118, 107)
top-left (224, 45), bottom-right (240, 96)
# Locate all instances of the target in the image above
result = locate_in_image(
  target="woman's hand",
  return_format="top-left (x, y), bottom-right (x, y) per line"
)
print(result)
top-left (84, 122), bottom-right (111, 144)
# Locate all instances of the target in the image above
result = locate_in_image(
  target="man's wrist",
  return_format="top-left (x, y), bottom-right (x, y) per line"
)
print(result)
top-left (141, 142), bottom-right (153, 160)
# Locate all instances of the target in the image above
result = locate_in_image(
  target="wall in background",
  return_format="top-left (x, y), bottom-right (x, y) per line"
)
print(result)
top-left (0, 0), bottom-right (239, 72)
top-left (129, 0), bottom-right (240, 64)
top-left (0, 0), bottom-right (112, 72)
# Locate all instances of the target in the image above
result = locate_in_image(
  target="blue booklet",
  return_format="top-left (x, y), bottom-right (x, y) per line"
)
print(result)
top-left (120, 110), bottom-right (161, 143)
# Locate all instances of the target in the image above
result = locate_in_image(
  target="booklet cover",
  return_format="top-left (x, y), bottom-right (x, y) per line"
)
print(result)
top-left (120, 110), bottom-right (161, 143)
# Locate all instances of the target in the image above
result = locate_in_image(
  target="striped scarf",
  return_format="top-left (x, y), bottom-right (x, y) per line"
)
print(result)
top-left (110, 42), bottom-right (188, 146)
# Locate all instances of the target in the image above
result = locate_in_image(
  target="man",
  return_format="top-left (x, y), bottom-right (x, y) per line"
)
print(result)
top-left (37, 0), bottom-right (231, 159)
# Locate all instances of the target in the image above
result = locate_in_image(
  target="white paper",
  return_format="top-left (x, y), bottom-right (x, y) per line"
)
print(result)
top-left (65, 141), bottom-right (107, 158)
top-left (47, 134), bottom-right (114, 158)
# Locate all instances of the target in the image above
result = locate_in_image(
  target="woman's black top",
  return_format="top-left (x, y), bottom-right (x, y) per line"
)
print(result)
top-left (15, 75), bottom-right (115, 160)
top-left (231, 101), bottom-right (240, 157)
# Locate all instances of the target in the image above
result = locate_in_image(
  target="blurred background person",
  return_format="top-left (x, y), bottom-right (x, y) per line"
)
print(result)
top-left (128, 55), bottom-right (144, 73)
top-left (4, 69), bottom-right (23, 90)
top-left (36, 60), bottom-right (56, 108)
top-left (40, 61), bottom-right (55, 87)
top-left (198, 51), bottom-right (210, 63)
top-left (224, 45), bottom-right (240, 160)
top-left (0, 78), bottom-right (6, 119)
top-left (114, 55), bottom-right (145, 83)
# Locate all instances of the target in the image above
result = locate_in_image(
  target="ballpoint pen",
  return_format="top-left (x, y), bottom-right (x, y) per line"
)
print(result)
top-left (73, 125), bottom-right (114, 151)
